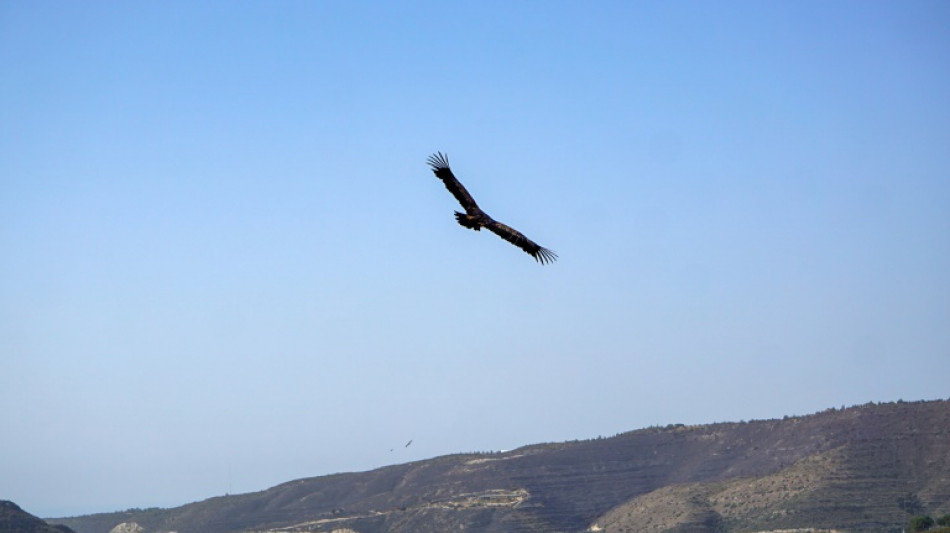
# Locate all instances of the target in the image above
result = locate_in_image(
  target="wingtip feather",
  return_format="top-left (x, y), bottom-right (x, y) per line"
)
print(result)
top-left (534, 247), bottom-right (558, 265)
top-left (427, 151), bottom-right (450, 171)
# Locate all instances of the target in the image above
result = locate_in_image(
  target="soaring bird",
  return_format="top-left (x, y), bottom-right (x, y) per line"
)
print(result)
top-left (427, 152), bottom-right (557, 264)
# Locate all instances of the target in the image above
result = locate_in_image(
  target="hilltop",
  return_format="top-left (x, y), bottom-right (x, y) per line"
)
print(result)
top-left (51, 399), bottom-right (950, 533)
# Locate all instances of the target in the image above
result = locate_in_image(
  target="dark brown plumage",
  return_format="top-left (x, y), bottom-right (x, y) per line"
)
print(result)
top-left (427, 152), bottom-right (557, 264)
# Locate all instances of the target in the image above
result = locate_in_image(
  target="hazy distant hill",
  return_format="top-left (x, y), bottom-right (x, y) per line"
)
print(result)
top-left (0, 500), bottom-right (75, 533)
top-left (52, 399), bottom-right (950, 533)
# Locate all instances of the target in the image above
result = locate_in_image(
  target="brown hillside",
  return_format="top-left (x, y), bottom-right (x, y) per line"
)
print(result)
top-left (54, 399), bottom-right (950, 533)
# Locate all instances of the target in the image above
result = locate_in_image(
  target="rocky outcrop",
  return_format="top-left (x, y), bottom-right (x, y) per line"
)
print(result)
top-left (106, 524), bottom-right (144, 533)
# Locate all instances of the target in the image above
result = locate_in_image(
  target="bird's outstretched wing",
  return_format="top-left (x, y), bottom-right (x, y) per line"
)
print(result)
top-left (427, 152), bottom-right (480, 214)
top-left (485, 220), bottom-right (558, 264)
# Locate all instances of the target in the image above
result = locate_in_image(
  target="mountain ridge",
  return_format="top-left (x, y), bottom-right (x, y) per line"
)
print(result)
top-left (50, 399), bottom-right (950, 533)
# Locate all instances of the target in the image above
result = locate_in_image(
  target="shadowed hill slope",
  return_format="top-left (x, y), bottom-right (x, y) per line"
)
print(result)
top-left (0, 500), bottom-right (76, 533)
top-left (53, 399), bottom-right (950, 533)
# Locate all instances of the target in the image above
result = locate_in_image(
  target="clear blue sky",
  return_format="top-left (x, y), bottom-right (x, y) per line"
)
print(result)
top-left (2, 0), bottom-right (948, 519)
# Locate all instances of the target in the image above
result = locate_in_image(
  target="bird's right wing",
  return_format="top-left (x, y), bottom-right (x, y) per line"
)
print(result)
top-left (485, 220), bottom-right (558, 265)
top-left (427, 152), bottom-right (480, 214)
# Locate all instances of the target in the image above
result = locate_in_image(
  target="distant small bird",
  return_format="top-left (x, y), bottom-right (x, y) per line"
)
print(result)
top-left (405, 439), bottom-right (413, 448)
top-left (427, 152), bottom-right (557, 264)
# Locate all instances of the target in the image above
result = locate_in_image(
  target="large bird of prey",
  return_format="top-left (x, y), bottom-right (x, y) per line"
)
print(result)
top-left (427, 152), bottom-right (557, 264)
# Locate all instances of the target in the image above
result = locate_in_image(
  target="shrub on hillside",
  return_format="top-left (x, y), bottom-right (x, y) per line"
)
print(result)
top-left (909, 515), bottom-right (935, 533)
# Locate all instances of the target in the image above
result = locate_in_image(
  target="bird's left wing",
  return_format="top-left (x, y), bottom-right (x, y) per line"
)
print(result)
top-left (427, 152), bottom-right (480, 214)
top-left (485, 220), bottom-right (558, 264)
